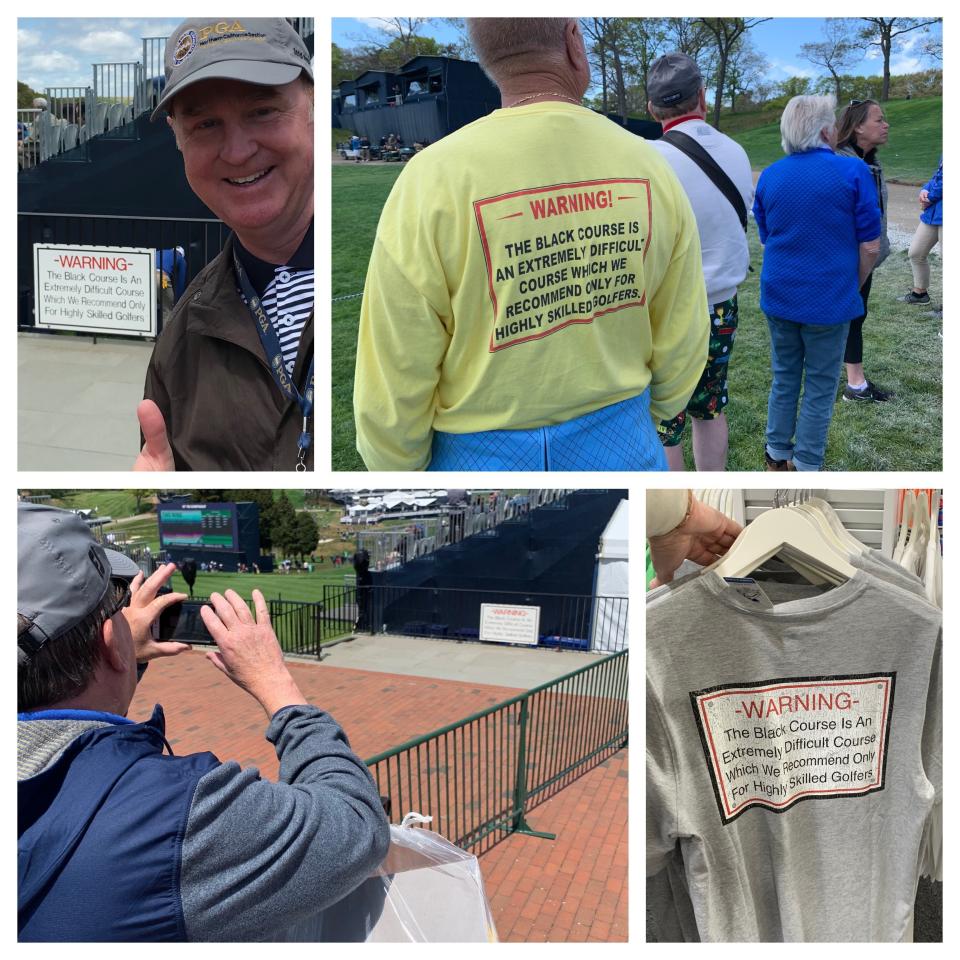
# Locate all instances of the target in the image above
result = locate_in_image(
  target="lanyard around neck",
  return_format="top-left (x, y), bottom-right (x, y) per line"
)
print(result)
top-left (233, 249), bottom-right (314, 471)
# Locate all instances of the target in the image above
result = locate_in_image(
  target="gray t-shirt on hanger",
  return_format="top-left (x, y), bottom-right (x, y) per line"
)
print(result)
top-left (647, 570), bottom-right (941, 942)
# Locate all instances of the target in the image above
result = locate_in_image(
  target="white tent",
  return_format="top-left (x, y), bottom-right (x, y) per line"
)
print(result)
top-left (592, 499), bottom-right (628, 653)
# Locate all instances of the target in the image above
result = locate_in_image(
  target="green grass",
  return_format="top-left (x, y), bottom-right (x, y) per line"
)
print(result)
top-left (332, 164), bottom-right (404, 470)
top-left (731, 97), bottom-right (942, 183)
top-left (330, 143), bottom-right (942, 472)
top-left (670, 226), bottom-right (942, 471)
top-left (169, 568), bottom-right (355, 603)
top-left (50, 491), bottom-right (141, 519)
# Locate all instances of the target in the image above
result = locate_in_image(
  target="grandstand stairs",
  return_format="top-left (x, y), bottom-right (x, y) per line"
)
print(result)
top-left (374, 490), bottom-right (626, 597)
top-left (19, 111), bottom-right (209, 218)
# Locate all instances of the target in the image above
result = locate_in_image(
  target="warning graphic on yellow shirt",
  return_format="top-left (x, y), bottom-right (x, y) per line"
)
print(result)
top-left (473, 178), bottom-right (652, 352)
top-left (691, 672), bottom-right (896, 825)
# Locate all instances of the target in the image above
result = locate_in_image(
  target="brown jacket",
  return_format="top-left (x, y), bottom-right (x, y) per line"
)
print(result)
top-left (144, 235), bottom-right (314, 471)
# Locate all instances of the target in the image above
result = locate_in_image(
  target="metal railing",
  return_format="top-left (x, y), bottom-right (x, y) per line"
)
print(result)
top-left (361, 584), bottom-right (628, 653)
top-left (46, 87), bottom-right (88, 130)
top-left (366, 649), bottom-right (628, 853)
top-left (142, 38), bottom-right (166, 111)
top-left (92, 62), bottom-right (142, 114)
top-left (17, 109), bottom-right (41, 169)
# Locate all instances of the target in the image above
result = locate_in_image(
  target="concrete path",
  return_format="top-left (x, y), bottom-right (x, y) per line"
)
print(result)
top-left (315, 632), bottom-right (603, 688)
top-left (18, 332), bottom-right (151, 470)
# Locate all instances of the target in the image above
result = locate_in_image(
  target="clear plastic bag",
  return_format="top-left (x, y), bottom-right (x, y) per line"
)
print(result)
top-left (366, 814), bottom-right (498, 942)
top-left (278, 814), bottom-right (498, 942)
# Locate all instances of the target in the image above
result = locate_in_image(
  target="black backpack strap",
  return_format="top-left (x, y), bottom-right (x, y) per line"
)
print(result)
top-left (661, 128), bottom-right (748, 231)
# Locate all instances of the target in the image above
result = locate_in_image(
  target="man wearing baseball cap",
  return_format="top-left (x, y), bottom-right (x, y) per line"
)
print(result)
top-left (646, 52), bottom-right (754, 472)
top-left (18, 503), bottom-right (389, 940)
top-left (135, 18), bottom-right (314, 471)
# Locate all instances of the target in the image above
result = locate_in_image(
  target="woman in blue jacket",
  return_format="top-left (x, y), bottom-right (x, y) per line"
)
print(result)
top-left (753, 95), bottom-right (881, 471)
top-left (901, 159), bottom-right (942, 305)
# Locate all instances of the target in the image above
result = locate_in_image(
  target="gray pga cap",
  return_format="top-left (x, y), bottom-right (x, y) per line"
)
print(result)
top-left (18, 503), bottom-right (140, 665)
top-left (647, 52), bottom-right (703, 108)
top-left (151, 18), bottom-right (313, 121)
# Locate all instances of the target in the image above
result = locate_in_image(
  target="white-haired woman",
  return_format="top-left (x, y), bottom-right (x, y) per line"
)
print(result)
top-left (752, 94), bottom-right (882, 471)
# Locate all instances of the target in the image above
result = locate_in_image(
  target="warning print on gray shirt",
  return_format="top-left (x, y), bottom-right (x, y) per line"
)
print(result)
top-left (690, 673), bottom-right (896, 824)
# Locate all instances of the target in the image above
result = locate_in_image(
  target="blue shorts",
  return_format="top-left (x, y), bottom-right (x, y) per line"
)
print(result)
top-left (428, 389), bottom-right (667, 471)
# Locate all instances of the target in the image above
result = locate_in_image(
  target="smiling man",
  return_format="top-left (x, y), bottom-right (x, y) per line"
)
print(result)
top-left (137, 18), bottom-right (314, 471)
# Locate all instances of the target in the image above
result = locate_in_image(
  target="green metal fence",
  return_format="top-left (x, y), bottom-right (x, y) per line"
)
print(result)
top-left (364, 649), bottom-right (628, 854)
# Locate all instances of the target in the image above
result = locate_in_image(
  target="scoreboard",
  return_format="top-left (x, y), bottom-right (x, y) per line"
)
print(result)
top-left (157, 503), bottom-right (239, 552)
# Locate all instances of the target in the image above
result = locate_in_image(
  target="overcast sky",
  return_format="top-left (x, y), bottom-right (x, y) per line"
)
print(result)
top-left (333, 17), bottom-right (943, 86)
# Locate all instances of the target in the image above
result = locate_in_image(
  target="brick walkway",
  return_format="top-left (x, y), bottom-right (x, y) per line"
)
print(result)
top-left (130, 651), bottom-right (523, 778)
top-left (128, 651), bottom-right (628, 941)
top-left (483, 751), bottom-right (628, 942)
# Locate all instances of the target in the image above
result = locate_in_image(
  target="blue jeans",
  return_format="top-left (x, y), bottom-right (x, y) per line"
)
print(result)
top-left (428, 389), bottom-right (668, 471)
top-left (765, 316), bottom-right (850, 471)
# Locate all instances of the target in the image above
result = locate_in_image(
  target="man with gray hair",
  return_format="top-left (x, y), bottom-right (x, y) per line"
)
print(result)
top-left (354, 17), bottom-right (708, 471)
top-left (136, 18), bottom-right (315, 471)
top-left (647, 52), bottom-right (754, 472)
top-left (18, 503), bottom-right (390, 940)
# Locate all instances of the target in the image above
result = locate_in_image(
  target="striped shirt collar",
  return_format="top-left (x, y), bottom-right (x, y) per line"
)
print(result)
top-left (234, 220), bottom-right (314, 294)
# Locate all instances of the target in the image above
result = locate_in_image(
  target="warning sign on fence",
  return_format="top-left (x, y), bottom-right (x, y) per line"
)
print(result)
top-left (479, 604), bottom-right (540, 646)
top-left (33, 243), bottom-right (157, 337)
top-left (690, 673), bottom-right (896, 824)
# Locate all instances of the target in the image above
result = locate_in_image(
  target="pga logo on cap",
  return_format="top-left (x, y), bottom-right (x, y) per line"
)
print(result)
top-left (173, 30), bottom-right (197, 64)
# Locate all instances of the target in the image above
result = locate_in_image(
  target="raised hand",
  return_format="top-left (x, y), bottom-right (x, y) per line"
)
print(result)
top-left (200, 589), bottom-right (307, 717)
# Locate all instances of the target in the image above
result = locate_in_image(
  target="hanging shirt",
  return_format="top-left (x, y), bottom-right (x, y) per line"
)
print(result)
top-left (647, 570), bottom-right (941, 942)
top-left (235, 221), bottom-right (314, 376)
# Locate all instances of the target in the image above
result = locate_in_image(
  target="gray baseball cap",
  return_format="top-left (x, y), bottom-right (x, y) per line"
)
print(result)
top-left (18, 503), bottom-right (141, 665)
top-left (647, 52), bottom-right (703, 108)
top-left (151, 18), bottom-right (313, 121)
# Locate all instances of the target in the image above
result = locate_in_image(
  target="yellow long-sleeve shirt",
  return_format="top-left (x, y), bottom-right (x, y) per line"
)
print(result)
top-left (355, 101), bottom-right (709, 470)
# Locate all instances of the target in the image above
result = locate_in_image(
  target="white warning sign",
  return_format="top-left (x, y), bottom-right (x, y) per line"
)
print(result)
top-left (33, 244), bottom-right (157, 337)
top-left (690, 673), bottom-right (896, 824)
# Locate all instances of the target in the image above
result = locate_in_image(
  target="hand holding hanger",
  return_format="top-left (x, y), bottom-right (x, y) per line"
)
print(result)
top-left (648, 491), bottom-right (743, 587)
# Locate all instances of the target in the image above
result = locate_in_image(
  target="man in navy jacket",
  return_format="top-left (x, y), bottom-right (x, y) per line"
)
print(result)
top-left (17, 503), bottom-right (390, 941)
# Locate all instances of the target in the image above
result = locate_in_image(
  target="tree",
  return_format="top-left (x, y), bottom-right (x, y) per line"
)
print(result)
top-left (581, 18), bottom-right (629, 121)
top-left (695, 18), bottom-right (771, 128)
top-left (800, 20), bottom-right (859, 101)
top-left (189, 490), bottom-right (224, 503)
top-left (18, 80), bottom-right (44, 109)
top-left (855, 17), bottom-right (941, 101)
top-left (777, 76), bottom-right (812, 101)
top-left (292, 512), bottom-right (319, 561)
top-left (723, 36), bottom-right (768, 112)
top-left (269, 493), bottom-right (297, 557)
top-left (131, 490), bottom-right (155, 514)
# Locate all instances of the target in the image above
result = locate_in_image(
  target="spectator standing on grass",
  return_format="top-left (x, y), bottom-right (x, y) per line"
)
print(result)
top-left (18, 504), bottom-right (389, 941)
top-left (835, 99), bottom-right (891, 403)
top-left (752, 95), bottom-right (881, 471)
top-left (354, 17), bottom-right (709, 470)
top-left (647, 53), bottom-right (754, 472)
top-left (900, 158), bottom-right (942, 310)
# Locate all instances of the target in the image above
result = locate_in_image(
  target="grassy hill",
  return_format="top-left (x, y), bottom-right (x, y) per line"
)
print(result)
top-left (728, 96), bottom-right (941, 183)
